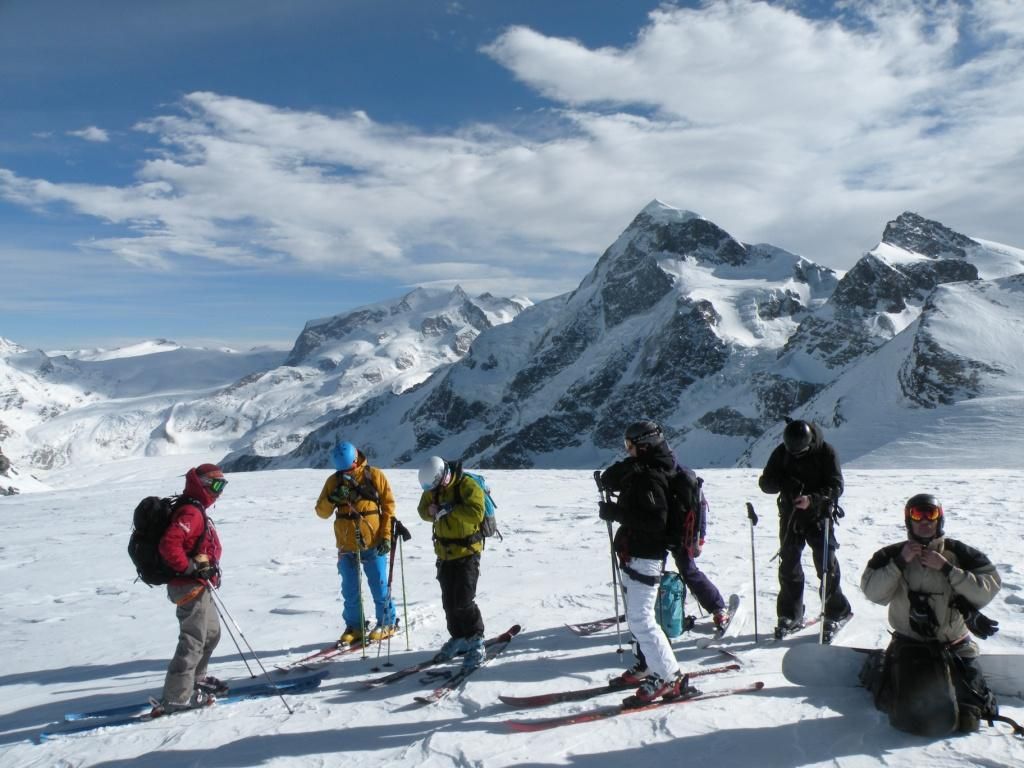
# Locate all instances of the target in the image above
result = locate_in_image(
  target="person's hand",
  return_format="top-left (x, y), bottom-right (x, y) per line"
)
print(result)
top-left (966, 611), bottom-right (999, 639)
top-left (793, 495), bottom-right (811, 510)
top-left (900, 541), bottom-right (922, 564)
top-left (376, 539), bottom-right (391, 556)
top-left (428, 503), bottom-right (452, 519)
top-left (188, 555), bottom-right (217, 580)
top-left (693, 538), bottom-right (705, 557)
top-left (919, 549), bottom-right (949, 571)
top-left (598, 501), bottom-right (620, 522)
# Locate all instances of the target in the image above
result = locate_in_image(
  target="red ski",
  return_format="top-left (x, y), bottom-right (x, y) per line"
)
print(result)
top-left (505, 681), bottom-right (765, 732)
top-left (277, 638), bottom-right (367, 671)
top-left (498, 663), bottom-right (740, 708)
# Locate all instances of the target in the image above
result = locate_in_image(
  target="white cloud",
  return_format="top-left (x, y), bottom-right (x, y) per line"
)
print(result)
top-left (2, 0), bottom-right (1024, 288)
top-left (67, 126), bottom-right (110, 142)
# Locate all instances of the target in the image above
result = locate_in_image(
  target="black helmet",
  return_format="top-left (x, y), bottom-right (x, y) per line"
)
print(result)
top-left (624, 420), bottom-right (664, 448)
top-left (783, 420), bottom-right (813, 457)
top-left (905, 493), bottom-right (944, 540)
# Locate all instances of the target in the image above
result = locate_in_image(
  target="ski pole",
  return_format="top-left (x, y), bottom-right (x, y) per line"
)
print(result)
top-left (373, 519), bottom-right (410, 670)
top-left (204, 582), bottom-right (293, 714)
top-left (746, 502), bottom-right (759, 644)
top-left (371, 519), bottom-right (399, 669)
top-left (398, 526), bottom-right (411, 650)
top-left (352, 522), bottom-right (369, 660)
top-left (210, 586), bottom-right (256, 678)
top-left (818, 513), bottom-right (831, 645)
top-left (594, 470), bottom-right (625, 656)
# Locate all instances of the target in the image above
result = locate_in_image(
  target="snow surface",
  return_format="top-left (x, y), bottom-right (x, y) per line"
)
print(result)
top-left (1, 458), bottom-right (1022, 767)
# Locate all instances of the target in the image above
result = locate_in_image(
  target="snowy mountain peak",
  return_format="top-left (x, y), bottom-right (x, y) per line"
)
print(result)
top-left (881, 211), bottom-right (977, 260)
top-left (618, 200), bottom-right (750, 268)
top-left (6, 203), bottom-right (1024, 479)
top-left (638, 198), bottom-right (702, 224)
top-left (0, 337), bottom-right (26, 356)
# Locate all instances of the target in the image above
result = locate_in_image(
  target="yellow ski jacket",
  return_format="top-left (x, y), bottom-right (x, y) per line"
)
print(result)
top-left (315, 456), bottom-right (395, 553)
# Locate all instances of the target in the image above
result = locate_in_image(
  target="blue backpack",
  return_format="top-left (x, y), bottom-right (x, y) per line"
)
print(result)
top-left (655, 571), bottom-right (686, 638)
top-left (451, 467), bottom-right (502, 542)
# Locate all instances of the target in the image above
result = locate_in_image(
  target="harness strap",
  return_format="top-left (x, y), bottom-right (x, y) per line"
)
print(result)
top-left (335, 509), bottom-right (380, 520)
top-left (434, 531), bottom-right (484, 547)
top-left (620, 563), bottom-right (659, 587)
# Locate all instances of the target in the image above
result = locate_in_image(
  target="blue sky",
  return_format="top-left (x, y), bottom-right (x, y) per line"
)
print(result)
top-left (3, 0), bottom-right (1024, 350)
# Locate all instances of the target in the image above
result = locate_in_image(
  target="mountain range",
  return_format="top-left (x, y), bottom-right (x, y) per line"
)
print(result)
top-left (0, 288), bottom-right (527, 490)
top-left (3, 200), bottom-right (1023, 490)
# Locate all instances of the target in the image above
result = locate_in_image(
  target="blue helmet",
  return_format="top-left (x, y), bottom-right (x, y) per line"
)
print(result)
top-left (331, 441), bottom-right (358, 471)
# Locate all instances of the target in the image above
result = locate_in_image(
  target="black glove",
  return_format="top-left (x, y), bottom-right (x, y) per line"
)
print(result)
top-left (953, 595), bottom-right (999, 639)
top-left (781, 477), bottom-right (803, 499)
top-left (394, 520), bottom-right (412, 542)
top-left (598, 501), bottom-right (621, 522)
top-left (188, 559), bottom-right (218, 580)
top-left (968, 612), bottom-right (999, 639)
top-left (376, 539), bottom-right (391, 556)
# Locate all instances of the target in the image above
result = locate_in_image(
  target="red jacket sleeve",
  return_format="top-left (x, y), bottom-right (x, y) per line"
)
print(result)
top-left (158, 505), bottom-right (205, 574)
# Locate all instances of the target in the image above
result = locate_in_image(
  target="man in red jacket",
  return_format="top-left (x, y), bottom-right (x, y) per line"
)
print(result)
top-left (154, 463), bottom-right (227, 715)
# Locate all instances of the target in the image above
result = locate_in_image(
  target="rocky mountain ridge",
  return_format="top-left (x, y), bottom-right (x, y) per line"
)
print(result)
top-left (0, 287), bottom-right (527, 486)
top-left (5, 202), bottom-right (1024, 482)
top-left (221, 203), bottom-right (1024, 472)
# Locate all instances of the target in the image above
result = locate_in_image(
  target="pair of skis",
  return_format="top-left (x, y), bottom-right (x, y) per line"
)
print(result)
top-left (566, 592), bottom-right (740, 645)
top-left (771, 613), bottom-right (851, 645)
top-left (277, 635), bottom-right (378, 670)
top-left (498, 662), bottom-right (740, 708)
top-left (40, 669), bottom-right (328, 740)
top-left (503, 679), bottom-right (765, 731)
top-left (361, 624), bottom-right (522, 705)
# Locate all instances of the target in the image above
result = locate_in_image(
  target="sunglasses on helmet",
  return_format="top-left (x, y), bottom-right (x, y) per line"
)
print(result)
top-left (907, 504), bottom-right (941, 522)
top-left (202, 476), bottom-right (228, 494)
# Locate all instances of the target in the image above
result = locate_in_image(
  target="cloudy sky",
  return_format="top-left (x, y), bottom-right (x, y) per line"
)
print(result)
top-left (2, 0), bottom-right (1023, 350)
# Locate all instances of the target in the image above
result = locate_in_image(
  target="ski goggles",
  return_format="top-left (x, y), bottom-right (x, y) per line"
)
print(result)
top-left (907, 504), bottom-right (941, 522)
top-left (201, 476), bottom-right (228, 494)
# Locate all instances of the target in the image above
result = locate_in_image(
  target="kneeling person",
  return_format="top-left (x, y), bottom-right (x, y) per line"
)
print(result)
top-left (860, 494), bottom-right (1001, 735)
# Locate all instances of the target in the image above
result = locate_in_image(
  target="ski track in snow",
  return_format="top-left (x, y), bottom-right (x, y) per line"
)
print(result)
top-left (0, 463), bottom-right (1021, 767)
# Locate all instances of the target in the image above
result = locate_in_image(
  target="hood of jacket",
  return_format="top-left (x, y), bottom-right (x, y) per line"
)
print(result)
top-left (183, 467), bottom-right (218, 509)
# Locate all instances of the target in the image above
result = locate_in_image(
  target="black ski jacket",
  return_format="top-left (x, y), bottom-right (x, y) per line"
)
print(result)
top-left (758, 422), bottom-right (843, 518)
top-left (600, 441), bottom-right (676, 560)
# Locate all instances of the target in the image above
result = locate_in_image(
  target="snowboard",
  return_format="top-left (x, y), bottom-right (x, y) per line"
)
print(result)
top-left (782, 643), bottom-right (1024, 699)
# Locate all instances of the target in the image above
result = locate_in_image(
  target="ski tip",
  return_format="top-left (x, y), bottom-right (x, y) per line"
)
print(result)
top-left (506, 720), bottom-right (544, 733)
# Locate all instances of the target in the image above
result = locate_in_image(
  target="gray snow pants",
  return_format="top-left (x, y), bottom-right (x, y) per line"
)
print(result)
top-left (161, 582), bottom-right (221, 706)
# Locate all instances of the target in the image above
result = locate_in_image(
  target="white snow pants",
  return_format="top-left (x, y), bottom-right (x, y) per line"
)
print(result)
top-left (621, 556), bottom-right (679, 681)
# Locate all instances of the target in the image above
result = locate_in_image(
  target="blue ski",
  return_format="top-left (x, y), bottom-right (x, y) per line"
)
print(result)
top-left (41, 673), bottom-right (326, 740)
top-left (63, 668), bottom-right (327, 721)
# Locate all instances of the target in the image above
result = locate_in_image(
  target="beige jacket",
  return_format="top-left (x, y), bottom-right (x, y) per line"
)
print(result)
top-left (861, 536), bottom-right (1000, 646)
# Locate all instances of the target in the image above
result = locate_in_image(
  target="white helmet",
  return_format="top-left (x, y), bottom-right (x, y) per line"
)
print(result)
top-left (418, 456), bottom-right (449, 490)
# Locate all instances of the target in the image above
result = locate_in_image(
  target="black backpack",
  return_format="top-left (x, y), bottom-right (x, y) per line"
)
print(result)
top-left (128, 495), bottom-right (206, 586)
top-left (664, 465), bottom-right (704, 555)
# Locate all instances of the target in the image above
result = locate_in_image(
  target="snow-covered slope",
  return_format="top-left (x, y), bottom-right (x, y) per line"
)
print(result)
top-left (1, 459), bottom-right (1021, 766)
top-left (0, 287), bottom-right (527, 484)
top-left (244, 203), bottom-right (1024, 472)
top-left (745, 274), bottom-right (1024, 469)
top-left (237, 200), bottom-right (845, 470)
